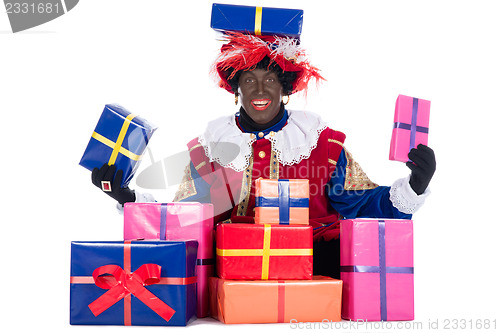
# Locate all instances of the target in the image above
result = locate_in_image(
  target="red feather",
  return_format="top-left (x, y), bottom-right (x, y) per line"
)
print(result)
top-left (212, 32), bottom-right (324, 95)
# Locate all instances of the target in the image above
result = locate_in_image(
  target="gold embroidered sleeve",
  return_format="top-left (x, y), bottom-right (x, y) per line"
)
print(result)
top-left (172, 163), bottom-right (198, 202)
top-left (343, 148), bottom-right (379, 190)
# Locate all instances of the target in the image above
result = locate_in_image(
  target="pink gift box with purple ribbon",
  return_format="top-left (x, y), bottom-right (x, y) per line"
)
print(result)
top-left (123, 202), bottom-right (214, 318)
top-left (389, 94), bottom-right (430, 162)
top-left (340, 219), bottom-right (414, 321)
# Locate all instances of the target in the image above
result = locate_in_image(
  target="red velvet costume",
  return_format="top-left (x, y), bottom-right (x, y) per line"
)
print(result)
top-left (184, 123), bottom-right (345, 241)
top-left (170, 34), bottom-right (416, 246)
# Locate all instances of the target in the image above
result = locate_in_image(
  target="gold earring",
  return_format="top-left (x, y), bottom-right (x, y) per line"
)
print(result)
top-left (235, 93), bottom-right (239, 105)
top-left (282, 95), bottom-right (290, 105)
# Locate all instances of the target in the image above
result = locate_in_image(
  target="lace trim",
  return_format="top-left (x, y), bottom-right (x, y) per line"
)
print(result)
top-left (198, 110), bottom-right (328, 171)
top-left (266, 110), bottom-right (328, 166)
top-left (389, 176), bottom-right (430, 214)
top-left (267, 122), bottom-right (327, 166)
top-left (198, 115), bottom-right (256, 172)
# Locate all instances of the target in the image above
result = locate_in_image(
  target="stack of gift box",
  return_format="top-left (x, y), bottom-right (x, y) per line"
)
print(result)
top-left (72, 104), bottom-right (215, 326)
top-left (71, 3), bottom-right (428, 327)
top-left (340, 93), bottom-right (429, 321)
top-left (211, 179), bottom-right (343, 324)
top-left (71, 97), bottom-right (424, 325)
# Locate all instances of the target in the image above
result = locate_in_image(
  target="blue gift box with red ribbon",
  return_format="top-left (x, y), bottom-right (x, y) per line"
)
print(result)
top-left (70, 240), bottom-right (197, 326)
top-left (210, 3), bottom-right (303, 38)
top-left (79, 104), bottom-right (157, 187)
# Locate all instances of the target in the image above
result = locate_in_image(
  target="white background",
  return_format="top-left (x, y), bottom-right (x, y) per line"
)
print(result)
top-left (1, 0), bottom-right (499, 332)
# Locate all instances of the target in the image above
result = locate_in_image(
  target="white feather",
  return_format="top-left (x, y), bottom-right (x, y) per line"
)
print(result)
top-left (270, 36), bottom-right (305, 62)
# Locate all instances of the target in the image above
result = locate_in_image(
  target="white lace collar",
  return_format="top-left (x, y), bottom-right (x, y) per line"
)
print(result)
top-left (197, 110), bottom-right (328, 172)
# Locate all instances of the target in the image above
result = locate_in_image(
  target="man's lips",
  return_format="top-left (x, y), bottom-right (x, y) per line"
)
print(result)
top-left (251, 99), bottom-right (272, 111)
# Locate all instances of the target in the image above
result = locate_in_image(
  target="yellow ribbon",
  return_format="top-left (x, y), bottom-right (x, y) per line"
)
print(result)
top-left (216, 224), bottom-right (313, 280)
top-left (91, 113), bottom-right (141, 164)
top-left (261, 224), bottom-right (271, 279)
top-left (254, 6), bottom-right (262, 36)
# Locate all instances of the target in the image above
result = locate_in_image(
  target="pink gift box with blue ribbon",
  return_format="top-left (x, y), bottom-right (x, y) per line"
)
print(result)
top-left (389, 94), bottom-right (430, 162)
top-left (340, 219), bottom-right (414, 321)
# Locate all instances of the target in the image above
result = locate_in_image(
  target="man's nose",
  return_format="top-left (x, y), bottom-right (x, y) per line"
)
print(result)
top-left (256, 80), bottom-right (265, 94)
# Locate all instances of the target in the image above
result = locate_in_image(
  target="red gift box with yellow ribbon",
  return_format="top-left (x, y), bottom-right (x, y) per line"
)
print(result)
top-left (70, 240), bottom-right (197, 326)
top-left (209, 276), bottom-right (342, 324)
top-left (216, 223), bottom-right (313, 280)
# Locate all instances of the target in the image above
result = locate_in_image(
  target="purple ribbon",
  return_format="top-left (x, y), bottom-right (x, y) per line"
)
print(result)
top-left (159, 203), bottom-right (180, 240)
top-left (196, 258), bottom-right (215, 266)
top-left (160, 204), bottom-right (214, 267)
top-left (379, 221), bottom-right (387, 321)
top-left (340, 265), bottom-right (414, 274)
top-left (393, 122), bottom-right (428, 133)
top-left (409, 97), bottom-right (419, 152)
top-left (160, 203), bottom-right (168, 240)
top-left (340, 220), bottom-right (414, 321)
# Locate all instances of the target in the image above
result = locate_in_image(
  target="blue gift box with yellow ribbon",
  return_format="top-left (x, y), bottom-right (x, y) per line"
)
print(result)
top-left (210, 3), bottom-right (303, 38)
top-left (79, 104), bottom-right (157, 187)
top-left (70, 240), bottom-right (198, 326)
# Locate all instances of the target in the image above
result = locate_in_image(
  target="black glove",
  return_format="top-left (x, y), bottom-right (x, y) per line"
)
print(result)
top-left (406, 144), bottom-right (436, 195)
top-left (91, 163), bottom-right (136, 205)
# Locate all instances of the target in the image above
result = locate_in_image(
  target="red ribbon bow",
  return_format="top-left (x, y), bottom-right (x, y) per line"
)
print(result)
top-left (88, 263), bottom-right (176, 322)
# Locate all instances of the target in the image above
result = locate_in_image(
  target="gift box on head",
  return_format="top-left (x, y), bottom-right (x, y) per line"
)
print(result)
top-left (255, 179), bottom-right (309, 225)
top-left (79, 104), bottom-right (157, 187)
top-left (389, 95), bottom-right (430, 162)
top-left (70, 240), bottom-right (197, 326)
top-left (340, 219), bottom-right (414, 321)
top-left (123, 202), bottom-right (214, 318)
top-left (209, 276), bottom-right (342, 324)
top-left (210, 3), bottom-right (303, 38)
top-left (216, 223), bottom-right (313, 280)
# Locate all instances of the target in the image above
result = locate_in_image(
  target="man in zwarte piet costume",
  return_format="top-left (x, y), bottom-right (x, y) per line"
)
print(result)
top-left (91, 17), bottom-right (436, 279)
